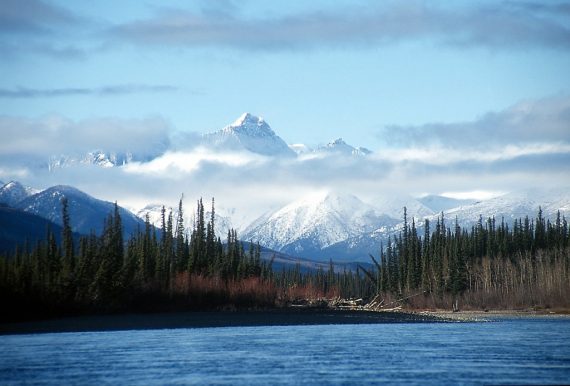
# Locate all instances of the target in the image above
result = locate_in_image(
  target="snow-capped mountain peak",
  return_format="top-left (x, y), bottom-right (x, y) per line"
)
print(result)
top-left (204, 113), bottom-right (295, 157)
top-left (0, 181), bottom-right (39, 207)
top-left (11, 183), bottom-right (145, 237)
top-left (225, 113), bottom-right (273, 136)
top-left (242, 191), bottom-right (398, 257)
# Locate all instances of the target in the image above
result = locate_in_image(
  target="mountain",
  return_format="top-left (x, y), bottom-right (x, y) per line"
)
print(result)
top-left (289, 139), bottom-right (372, 157)
top-left (47, 147), bottom-right (168, 171)
top-left (240, 188), bottom-right (570, 263)
top-left (316, 138), bottom-right (372, 156)
top-left (242, 191), bottom-right (398, 261)
top-left (240, 241), bottom-right (372, 273)
top-left (418, 195), bottom-right (476, 213)
top-left (321, 189), bottom-right (570, 262)
top-left (0, 181), bottom-right (38, 207)
top-left (442, 188), bottom-right (570, 229)
top-left (15, 185), bottom-right (146, 238)
top-left (48, 151), bottom-right (132, 170)
top-left (203, 113), bottom-right (296, 157)
top-left (0, 205), bottom-right (83, 254)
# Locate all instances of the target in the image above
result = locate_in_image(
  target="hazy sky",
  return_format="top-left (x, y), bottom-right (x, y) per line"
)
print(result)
top-left (1, 0), bottom-right (569, 222)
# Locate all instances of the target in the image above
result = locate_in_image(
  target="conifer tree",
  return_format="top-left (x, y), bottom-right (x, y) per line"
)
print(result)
top-left (61, 197), bottom-right (74, 278)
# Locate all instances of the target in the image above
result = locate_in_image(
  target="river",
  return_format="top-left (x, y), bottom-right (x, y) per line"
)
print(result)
top-left (1, 316), bottom-right (569, 384)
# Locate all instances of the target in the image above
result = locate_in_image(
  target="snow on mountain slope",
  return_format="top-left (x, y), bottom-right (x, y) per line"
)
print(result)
top-left (48, 151), bottom-right (131, 170)
top-left (16, 185), bottom-right (145, 237)
top-left (0, 181), bottom-right (39, 207)
top-left (203, 113), bottom-right (295, 157)
top-left (316, 138), bottom-right (372, 156)
top-left (47, 147), bottom-right (169, 170)
top-left (442, 188), bottom-right (570, 228)
top-left (325, 188), bottom-right (570, 262)
top-left (242, 191), bottom-right (398, 258)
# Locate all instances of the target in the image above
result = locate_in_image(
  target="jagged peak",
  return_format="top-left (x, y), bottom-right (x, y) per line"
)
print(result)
top-left (39, 184), bottom-right (92, 200)
top-left (221, 112), bottom-right (277, 138)
top-left (2, 181), bottom-right (24, 189)
top-left (0, 180), bottom-right (38, 197)
top-left (318, 138), bottom-right (372, 156)
top-left (328, 138), bottom-right (347, 146)
top-left (231, 112), bottom-right (264, 127)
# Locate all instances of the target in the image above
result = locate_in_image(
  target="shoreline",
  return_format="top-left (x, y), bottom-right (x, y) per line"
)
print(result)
top-left (2, 308), bottom-right (569, 336)
top-left (415, 309), bottom-right (570, 322)
top-left (0, 308), bottom-right (447, 335)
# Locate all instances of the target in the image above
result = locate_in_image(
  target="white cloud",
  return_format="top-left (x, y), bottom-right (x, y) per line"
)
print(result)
top-left (123, 148), bottom-right (267, 175)
top-left (374, 142), bottom-right (570, 165)
top-left (111, 2), bottom-right (570, 52)
top-left (0, 114), bottom-right (171, 159)
top-left (381, 95), bottom-right (570, 149)
top-left (440, 190), bottom-right (506, 200)
top-left (0, 166), bottom-right (29, 180)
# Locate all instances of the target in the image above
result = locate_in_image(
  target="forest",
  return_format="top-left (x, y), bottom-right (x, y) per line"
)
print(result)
top-left (0, 197), bottom-right (569, 321)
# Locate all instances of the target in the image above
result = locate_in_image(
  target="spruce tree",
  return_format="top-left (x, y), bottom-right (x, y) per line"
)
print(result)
top-left (61, 197), bottom-right (74, 278)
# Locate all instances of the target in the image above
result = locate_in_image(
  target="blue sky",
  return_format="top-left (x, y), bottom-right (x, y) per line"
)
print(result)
top-left (1, 0), bottom-right (569, 218)
top-left (2, 0), bottom-right (569, 147)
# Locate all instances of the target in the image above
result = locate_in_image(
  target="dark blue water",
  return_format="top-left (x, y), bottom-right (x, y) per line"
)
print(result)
top-left (1, 317), bottom-right (570, 385)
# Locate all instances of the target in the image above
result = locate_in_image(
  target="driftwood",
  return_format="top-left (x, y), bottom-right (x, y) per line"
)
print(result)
top-left (364, 290), bottom-right (428, 311)
top-left (328, 297), bottom-right (365, 309)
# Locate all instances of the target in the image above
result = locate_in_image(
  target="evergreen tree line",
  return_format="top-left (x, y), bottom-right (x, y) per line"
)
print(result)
top-left (363, 208), bottom-right (570, 310)
top-left (2, 197), bottom-right (569, 319)
top-left (0, 197), bottom-right (273, 320)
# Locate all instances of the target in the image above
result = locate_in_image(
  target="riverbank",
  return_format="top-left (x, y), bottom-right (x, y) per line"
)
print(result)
top-left (415, 308), bottom-right (570, 322)
top-left (0, 308), bottom-right (449, 335)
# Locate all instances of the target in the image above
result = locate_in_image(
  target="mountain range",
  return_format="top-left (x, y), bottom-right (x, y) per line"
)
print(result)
top-left (0, 181), bottom-right (146, 239)
top-left (37, 113), bottom-right (370, 170)
top-left (2, 113), bottom-right (569, 263)
top-left (243, 188), bottom-right (570, 262)
top-left (2, 179), bottom-right (568, 264)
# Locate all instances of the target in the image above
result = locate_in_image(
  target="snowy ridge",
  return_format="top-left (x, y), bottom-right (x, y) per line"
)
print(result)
top-left (48, 151), bottom-right (133, 170)
top-left (242, 191), bottom-right (398, 256)
top-left (15, 185), bottom-right (145, 237)
top-left (24, 113), bottom-right (378, 172)
top-left (441, 188), bottom-right (570, 228)
top-left (241, 188), bottom-right (570, 262)
top-left (317, 138), bottom-right (372, 156)
top-left (289, 138), bottom-right (372, 157)
top-left (0, 181), bottom-right (39, 207)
